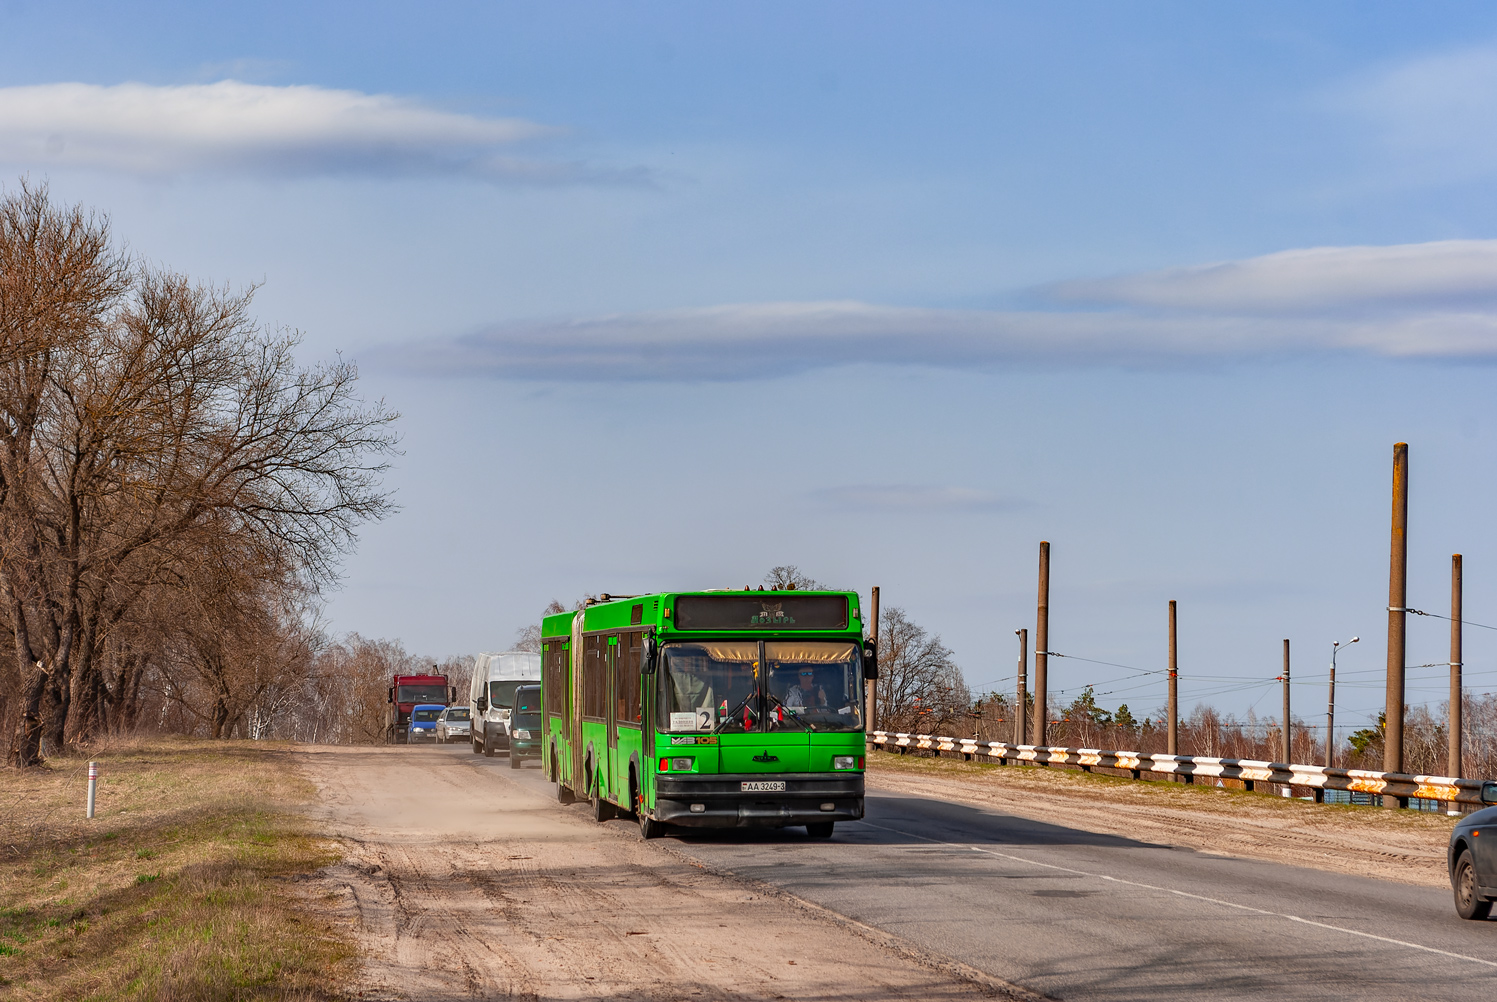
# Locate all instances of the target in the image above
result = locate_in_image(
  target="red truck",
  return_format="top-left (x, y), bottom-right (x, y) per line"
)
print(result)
top-left (386, 672), bottom-right (456, 743)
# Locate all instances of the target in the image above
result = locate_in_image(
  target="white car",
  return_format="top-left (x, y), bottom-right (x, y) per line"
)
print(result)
top-left (435, 706), bottom-right (472, 744)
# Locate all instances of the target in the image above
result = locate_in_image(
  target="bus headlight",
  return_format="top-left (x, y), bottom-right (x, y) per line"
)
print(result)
top-left (833, 756), bottom-right (862, 770)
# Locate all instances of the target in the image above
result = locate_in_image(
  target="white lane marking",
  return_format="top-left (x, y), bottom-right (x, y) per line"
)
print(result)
top-left (856, 820), bottom-right (1497, 971)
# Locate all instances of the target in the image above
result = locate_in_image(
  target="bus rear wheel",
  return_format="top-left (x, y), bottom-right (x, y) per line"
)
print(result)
top-left (592, 792), bottom-right (616, 822)
top-left (806, 822), bottom-right (834, 838)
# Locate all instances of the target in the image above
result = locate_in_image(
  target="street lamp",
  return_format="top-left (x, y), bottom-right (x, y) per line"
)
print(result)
top-left (1326, 637), bottom-right (1359, 769)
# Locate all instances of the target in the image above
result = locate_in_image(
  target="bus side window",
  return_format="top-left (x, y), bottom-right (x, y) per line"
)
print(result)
top-left (582, 635), bottom-right (607, 720)
top-left (621, 631), bottom-right (643, 724)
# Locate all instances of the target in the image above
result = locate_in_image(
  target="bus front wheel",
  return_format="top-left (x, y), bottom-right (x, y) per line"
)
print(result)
top-left (806, 822), bottom-right (834, 839)
top-left (639, 813), bottom-right (664, 839)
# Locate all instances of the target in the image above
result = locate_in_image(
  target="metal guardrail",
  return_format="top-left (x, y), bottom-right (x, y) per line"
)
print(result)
top-left (869, 729), bottom-right (1489, 806)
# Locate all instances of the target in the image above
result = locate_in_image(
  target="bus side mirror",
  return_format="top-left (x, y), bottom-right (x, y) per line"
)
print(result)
top-left (643, 632), bottom-right (659, 674)
top-left (862, 641), bottom-right (878, 680)
top-left (1483, 782), bottom-right (1497, 804)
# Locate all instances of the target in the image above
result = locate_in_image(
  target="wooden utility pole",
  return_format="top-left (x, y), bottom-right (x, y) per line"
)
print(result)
top-left (868, 586), bottom-right (880, 733)
top-left (1167, 600), bottom-right (1179, 756)
top-left (1015, 628), bottom-right (1028, 746)
top-left (1385, 443), bottom-right (1409, 806)
top-left (1280, 639), bottom-right (1291, 765)
top-left (1033, 542), bottom-right (1050, 747)
top-left (1451, 555), bottom-right (1463, 780)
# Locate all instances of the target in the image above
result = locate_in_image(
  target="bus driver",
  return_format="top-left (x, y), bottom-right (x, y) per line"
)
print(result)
top-left (782, 668), bottom-right (826, 709)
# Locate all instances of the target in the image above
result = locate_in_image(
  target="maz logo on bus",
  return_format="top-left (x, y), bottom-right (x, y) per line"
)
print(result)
top-left (752, 750), bottom-right (780, 763)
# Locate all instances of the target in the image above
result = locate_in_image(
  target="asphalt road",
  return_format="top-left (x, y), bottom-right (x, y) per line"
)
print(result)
top-left (474, 747), bottom-right (1497, 1001)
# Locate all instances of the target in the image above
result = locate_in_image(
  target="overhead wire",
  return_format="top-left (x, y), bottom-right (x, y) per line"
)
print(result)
top-left (969, 625), bottom-right (1497, 726)
top-left (1398, 606), bottom-right (1497, 632)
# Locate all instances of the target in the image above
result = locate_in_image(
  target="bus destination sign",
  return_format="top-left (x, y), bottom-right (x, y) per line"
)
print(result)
top-left (673, 594), bottom-right (849, 631)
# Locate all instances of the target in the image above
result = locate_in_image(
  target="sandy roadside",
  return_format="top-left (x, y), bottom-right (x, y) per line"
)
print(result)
top-left (294, 745), bottom-right (1023, 1002)
top-left (867, 753), bottom-right (1459, 888)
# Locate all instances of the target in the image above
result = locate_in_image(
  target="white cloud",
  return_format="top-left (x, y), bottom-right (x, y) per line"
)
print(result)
top-left (1048, 240), bottom-right (1497, 312)
top-left (0, 80), bottom-right (587, 180)
top-left (370, 302), bottom-right (1287, 380)
top-left (813, 485), bottom-right (1023, 513)
top-left (368, 238), bottom-right (1497, 381)
top-left (370, 299), bottom-right (1497, 381)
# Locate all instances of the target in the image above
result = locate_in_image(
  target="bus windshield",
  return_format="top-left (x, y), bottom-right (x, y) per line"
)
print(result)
top-left (660, 642), bottom-right (863, 733)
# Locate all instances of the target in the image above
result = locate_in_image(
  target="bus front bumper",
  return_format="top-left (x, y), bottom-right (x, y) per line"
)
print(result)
top-left (652, 773), bottom-right (864, 828)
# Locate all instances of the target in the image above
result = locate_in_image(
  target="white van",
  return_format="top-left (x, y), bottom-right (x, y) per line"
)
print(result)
top-left (469, 651), bottom-right (542, 757)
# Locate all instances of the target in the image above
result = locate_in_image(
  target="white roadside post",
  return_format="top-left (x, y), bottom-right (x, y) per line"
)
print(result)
top-left (87, 761), bottom-right (98, 819)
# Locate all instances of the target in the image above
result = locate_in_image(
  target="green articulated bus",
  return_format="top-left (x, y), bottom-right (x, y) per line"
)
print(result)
top-left (541, 589), bottom-right (877, 839)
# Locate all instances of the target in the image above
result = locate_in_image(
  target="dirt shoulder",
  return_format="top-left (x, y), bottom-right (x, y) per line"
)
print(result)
top-left (297, 745), bottom-right (1026, 1002)
top-left (868, 750), bottom-right (1459, 888)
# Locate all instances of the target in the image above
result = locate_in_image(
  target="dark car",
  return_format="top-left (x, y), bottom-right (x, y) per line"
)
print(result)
top-left (508, 684), bottom-right (542, 770)
top-left (1449, 782), bottom-right (1497, 919)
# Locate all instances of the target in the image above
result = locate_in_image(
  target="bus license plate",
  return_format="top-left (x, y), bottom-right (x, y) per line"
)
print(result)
top-left (741, 780), bottom-right (786, 792)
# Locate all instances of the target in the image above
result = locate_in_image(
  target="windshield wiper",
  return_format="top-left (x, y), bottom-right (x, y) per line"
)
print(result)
top-left (713, 693), bottom-right (758, 733)
top-left (765, 691), bottom-right (813, 730)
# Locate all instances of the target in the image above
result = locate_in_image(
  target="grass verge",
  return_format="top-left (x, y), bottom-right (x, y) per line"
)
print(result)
top-left (0, 736), bottom-right (350, 1001)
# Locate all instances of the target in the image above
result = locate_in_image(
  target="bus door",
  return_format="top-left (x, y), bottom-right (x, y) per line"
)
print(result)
top-left (640, 643), bottom-right (655, 796)
top-left (606, 635), bottom-right (619, 798)
top-left (570, 611), bottom-right (585, 793)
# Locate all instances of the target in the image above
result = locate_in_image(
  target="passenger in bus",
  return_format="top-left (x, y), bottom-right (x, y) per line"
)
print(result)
top-left (783, 668), bottom-right (826, 709)
top-left (671, 662), bottom-right (715, 721)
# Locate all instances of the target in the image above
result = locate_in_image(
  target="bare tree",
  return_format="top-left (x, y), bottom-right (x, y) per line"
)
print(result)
top-left (513, 599), bottom-right (567, 652)
top-left (764, 566), bottom-right (823, 590)
top-left (874, 606), bottom-right (969, 732)
top-left (0, 183), bottom-right (398, 766)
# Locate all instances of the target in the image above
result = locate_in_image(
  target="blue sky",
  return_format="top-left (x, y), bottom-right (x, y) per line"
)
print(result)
top-left (7, 3), bottom-right (1497, 737)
